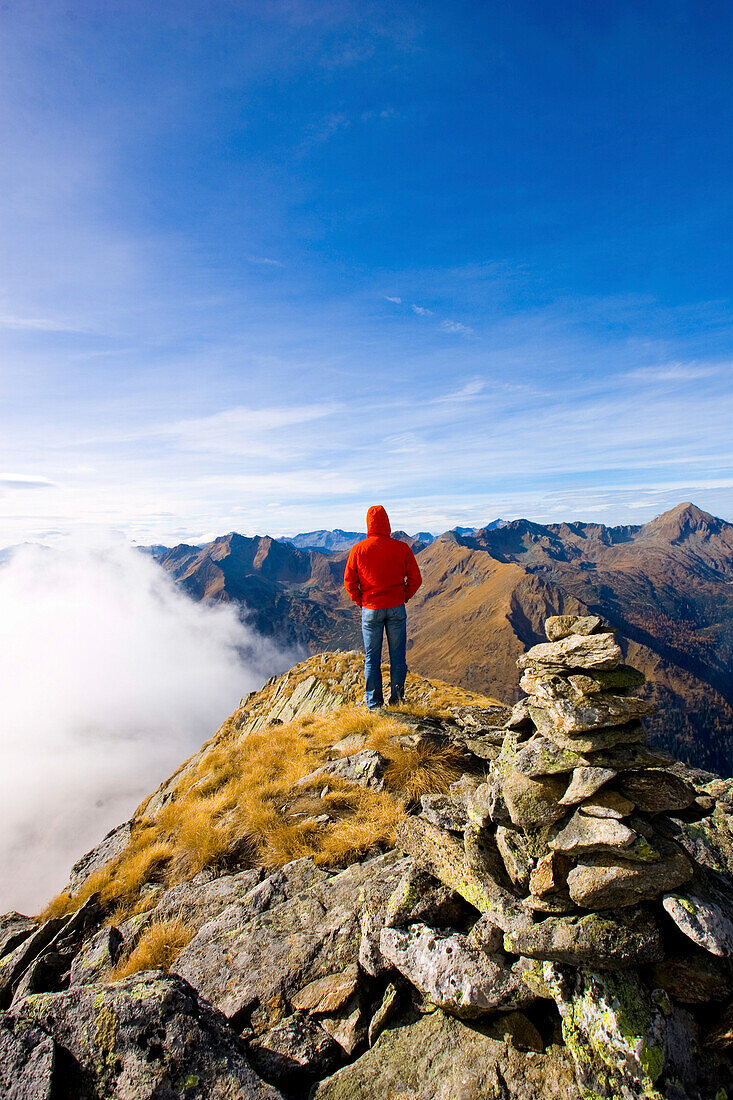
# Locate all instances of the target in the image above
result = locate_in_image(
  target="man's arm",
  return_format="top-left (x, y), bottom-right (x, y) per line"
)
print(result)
top-left (404, 546), bottom-right (422, 601)
top-left (343, 547), bottom-right (363, 606)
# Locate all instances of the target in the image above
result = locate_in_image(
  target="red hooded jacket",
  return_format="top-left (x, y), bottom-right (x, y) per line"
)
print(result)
top-left (343, 506), bottom-right (423, 610)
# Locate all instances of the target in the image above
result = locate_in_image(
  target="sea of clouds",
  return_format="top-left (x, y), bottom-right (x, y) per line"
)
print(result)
top-left (0, 535), bottom-right (293, 913)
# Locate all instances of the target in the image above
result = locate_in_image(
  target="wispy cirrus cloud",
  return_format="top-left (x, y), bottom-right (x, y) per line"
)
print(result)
top-left (247, 256), bottom-right (285, 268)
top-left (622, 361), bottom-right (728, 383)
top-left (0, 312), bottom-right (89, 333)
top-left (440, 319), bottom-right (475, 336)
top-left (299, 111), bottom-right (351, 149)
top-left (385, 297), bottom-right (475, 337)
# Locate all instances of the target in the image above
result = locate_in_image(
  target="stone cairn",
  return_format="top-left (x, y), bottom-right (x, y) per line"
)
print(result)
top-left (397, 614), bottom-right (720, 974)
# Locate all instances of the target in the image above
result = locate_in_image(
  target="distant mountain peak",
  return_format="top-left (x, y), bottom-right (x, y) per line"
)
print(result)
top-left (645, 501), bottom-right (724, 542)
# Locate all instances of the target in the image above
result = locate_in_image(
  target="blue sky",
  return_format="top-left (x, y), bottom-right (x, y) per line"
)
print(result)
top-left (1, 0), bottom-right (732, 546)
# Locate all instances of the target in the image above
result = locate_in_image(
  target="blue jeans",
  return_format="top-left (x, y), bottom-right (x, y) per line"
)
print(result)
top-left (361, 604), bottom-right (408, 709)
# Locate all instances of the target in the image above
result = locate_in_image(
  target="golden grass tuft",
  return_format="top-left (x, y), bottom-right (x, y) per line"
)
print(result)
top-left (39, 674), bottom-right (495, 922)
top-left (382, 743), bottom-right (465, 802)
top-left (109, 916), bottom-right (194, 981)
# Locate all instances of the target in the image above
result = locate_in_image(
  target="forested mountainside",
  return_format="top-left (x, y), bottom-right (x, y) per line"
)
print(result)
top-left (154, 503), bottom-right (733, 773)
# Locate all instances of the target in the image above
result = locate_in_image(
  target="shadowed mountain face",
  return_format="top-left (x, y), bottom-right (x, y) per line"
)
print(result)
top-left (156, 533), bottom-right (358, 652)
top-left (155, 504), bottom-right (733, 773)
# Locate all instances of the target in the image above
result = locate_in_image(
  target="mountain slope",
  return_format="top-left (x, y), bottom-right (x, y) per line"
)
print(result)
top-left (155, 504), bottom-right (733, 772)
top-left (408, 503), bottom-right (733, 770)
top-left (157, 532), bottom-right (358, 651)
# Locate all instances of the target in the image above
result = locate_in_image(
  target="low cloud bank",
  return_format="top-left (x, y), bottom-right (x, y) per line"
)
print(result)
top-left (0, 536), bottom-right (293, 913)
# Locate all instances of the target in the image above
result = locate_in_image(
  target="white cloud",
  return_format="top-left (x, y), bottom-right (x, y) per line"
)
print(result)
top-left (623, 361), bottom-right (728, 383)
top-left (247, 256), bottom-right (285, 267)
top-left (166, 403), bottom-right (340, 446)
top-left (300, 111), bottom-right (351, 149)
top-left (0, 312), bottom-right (88, 333)
top-left (0, 474), bottom-right (55, 489)
top-left (411, 304), bottom-right (434, 316)
top-left (0, 535), bottom-right (293, 912)
top-left (440, 319), bottom-right (475, 336)
top-left (384, 295), bottom-right (402, 304)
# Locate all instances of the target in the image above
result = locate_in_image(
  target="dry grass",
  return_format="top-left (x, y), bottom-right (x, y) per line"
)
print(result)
top-left (40, 659), bottom-right (498, 927)
top-left (109, 916), bottom-right (194, 981)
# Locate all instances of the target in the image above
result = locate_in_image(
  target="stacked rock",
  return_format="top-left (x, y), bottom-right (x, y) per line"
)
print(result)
top-left (490, 614), bottom-right (696, 918)
top-left (398, 613), bottom-right (716, 976)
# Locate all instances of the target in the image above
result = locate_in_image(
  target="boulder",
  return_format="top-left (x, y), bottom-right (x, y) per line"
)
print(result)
top-left (464, 824), bottom-right (516, 888)
top-left (0, 1014), bottom-right (55, 1100)
top-left (382, 864), bottom-right (469, 931)
top-left (590, 743), bottom-right (675, 771)
top-left (558, 766), bottom-right (617, 804)
top-left (247, 1012), bottom-right (341, 1090)
top-left (312, 1008), bottom-right (582, 1100)
top-left (548, 810), bottom-right (638, 856)
top-left (465, 774), bottom-right (508, 826)
top-left (379, 924), bottom-right (533, 1018)
top-left (578, 789), bottom-right (634, 819)
top-left (529, 851), bottom-right (571, 898)
top-left (461, 736), bottom-right (502, 761)
top-left (530, 964), bottom-right (668, 1100)
top-left (567, 845), bottom-right (693, 908)
top-left (520, 668), bottom-right (644, 700)
top-left (418, 793), bottom-right (468, 832)
top-left (451, 704), bottom-right (513, 729)
top-left (495, 825), bottom-right (534, 891)
top-left (527, 710), bottom-right (648, 753)
top-left (175, 851), bottom-right (407, 1030)
top-left (517, 632), bottom-right (622, 672)
top-left (238, 859), bottom-right (330, 916)
top-left (0, 915), bottom-right (70, 1008)
top-left (11, 972), bottom-right (283, 1098)
top-left (616, 770), bottom-right (696, 813)
top-left (68, 926), bottom-right (124, 986)
top-left (359, 860), bottom-right (463, 978)
top-left (505, 700), bottom-right (533, 729)
top-left (663, 883), bottom-right (733, 956)
top-left (504, 908), bottom-right (664, 969)
top-left (467, 913), bottom-right (505, 953)
top-left (0, 915), bottom-right (37, 961)
top-left (514, 737), bottom-right (590, 777)
top-left (544, 615), bottom-right (604, 641)
top-left (152, 867), bottom-right (263, 928)
top-left (317, 992), bottom-right (369, 1055)
top-left (11, 950), bottom-right (77, 1008)
top-left (662, 802), bottom-right (733, 879)
top-left (569, 665), bottom-right (646, 692)
top-left (291, 963), bottom-right (360, 1014)
top-left (298, 749), bottom-right (388, 791)
top-left (395, 818), bottom-right (530, 930)
top-left (500, 770), bottom-right (568, 828)
top-left (526, 693), bottom-right (654, 735)
top-left (367, 981), bottom-right (400, 1047)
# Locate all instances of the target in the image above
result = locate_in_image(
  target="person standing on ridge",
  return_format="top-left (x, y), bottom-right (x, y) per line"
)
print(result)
top-left (343, 505), bottom-right (423, 710)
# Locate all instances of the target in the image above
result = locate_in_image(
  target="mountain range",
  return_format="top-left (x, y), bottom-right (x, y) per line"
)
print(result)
top-left (151, 502), bottom-right (733, 772)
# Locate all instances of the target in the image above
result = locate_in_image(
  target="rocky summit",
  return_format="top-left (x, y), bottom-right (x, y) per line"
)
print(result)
top-left (3, 617), bottom-right (733, 1099)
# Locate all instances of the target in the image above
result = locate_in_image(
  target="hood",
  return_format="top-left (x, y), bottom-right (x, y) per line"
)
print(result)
top-left (366, 505), bottom-right (391, 536)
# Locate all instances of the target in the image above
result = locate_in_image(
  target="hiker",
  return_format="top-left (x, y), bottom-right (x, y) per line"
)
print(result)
top-left (343, 505), bottom-right (423, 710)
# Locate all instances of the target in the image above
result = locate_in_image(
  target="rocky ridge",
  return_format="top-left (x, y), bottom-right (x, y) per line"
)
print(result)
top-left (2, 619), bottom-right (733, 1098)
